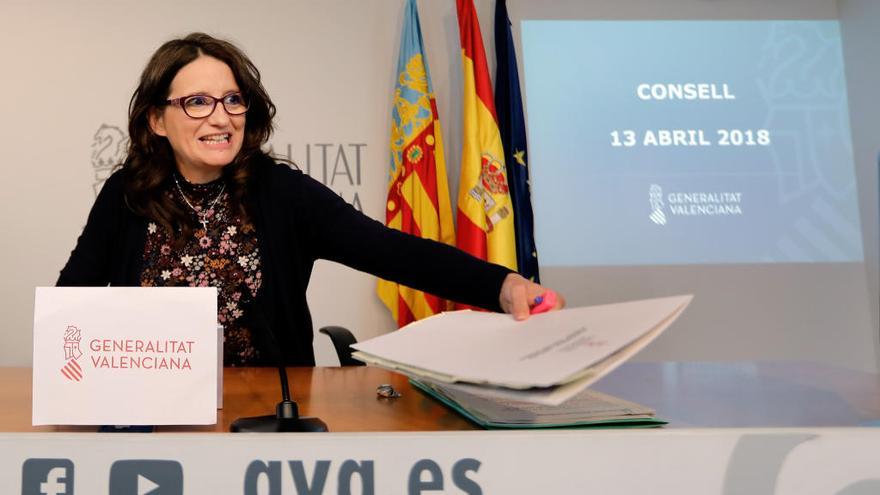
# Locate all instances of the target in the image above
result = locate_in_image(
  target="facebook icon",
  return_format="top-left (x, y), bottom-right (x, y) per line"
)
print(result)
top-left (22, 459), bottom-right (74, 495)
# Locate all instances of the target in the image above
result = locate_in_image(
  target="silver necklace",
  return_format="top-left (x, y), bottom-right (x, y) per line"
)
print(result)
top-left (173, 174), bottom-right (226, 232)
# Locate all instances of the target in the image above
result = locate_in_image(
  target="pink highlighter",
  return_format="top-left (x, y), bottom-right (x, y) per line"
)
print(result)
top-left (530, 291), bottom-right (558, 315)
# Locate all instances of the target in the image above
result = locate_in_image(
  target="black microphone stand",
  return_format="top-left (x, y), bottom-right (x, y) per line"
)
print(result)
top-left (230, 312), bottom-right (328, 432)
top-left (229, 366), bottom-right (328, 432)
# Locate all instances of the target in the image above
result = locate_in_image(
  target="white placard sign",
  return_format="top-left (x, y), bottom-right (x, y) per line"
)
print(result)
top-left (32, 287), bottom-right (218, 425)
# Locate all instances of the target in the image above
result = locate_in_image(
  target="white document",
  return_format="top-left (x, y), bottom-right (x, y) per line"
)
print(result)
top-left (352, 295), bottom-right (692, 405)
top-left (33, 287), bottom-right (218, 425)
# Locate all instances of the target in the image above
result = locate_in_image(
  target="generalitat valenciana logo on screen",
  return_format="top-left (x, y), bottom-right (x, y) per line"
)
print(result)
top-left (649, 184), bottom-right (667, 225)
top-left (649, 184), bottom-right (743, 226)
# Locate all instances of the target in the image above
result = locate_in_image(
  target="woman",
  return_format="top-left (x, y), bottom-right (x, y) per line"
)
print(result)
top-left (58, 33), bottom-right (563, 366)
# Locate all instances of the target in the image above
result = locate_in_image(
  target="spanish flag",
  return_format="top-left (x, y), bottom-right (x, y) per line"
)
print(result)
top-left (455, 0), bottom-right (517, 280)
top-left (378, 0), bottom-right (455, 327)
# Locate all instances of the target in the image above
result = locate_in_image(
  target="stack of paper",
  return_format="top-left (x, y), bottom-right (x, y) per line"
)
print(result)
top-left (410, 380), bottom-right (665, 428)
top-left (352, 295), bottom-right (692, 409)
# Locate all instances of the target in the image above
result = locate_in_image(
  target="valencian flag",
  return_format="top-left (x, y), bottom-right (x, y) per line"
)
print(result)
top-left (377, 0), bottom-right (456, 327)
top-left (455, 0), bottom-right (518, 284)
top-left (494, 0), bottom-right (540, 283)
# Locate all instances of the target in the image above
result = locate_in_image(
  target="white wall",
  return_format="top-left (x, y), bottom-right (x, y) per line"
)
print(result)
top-left (1, 0), bottom-right (875, 370)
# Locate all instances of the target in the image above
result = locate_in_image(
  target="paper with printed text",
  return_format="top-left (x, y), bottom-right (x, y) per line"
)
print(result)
top-left (353, 295), bottom-right (692, 405)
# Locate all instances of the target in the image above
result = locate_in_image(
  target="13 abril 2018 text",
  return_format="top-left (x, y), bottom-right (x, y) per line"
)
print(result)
top-left (610, 129), bottom-right (771, 148)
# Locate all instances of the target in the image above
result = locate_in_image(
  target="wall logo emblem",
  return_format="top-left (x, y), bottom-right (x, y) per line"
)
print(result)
top-left (649, 184), bottom-right (667, 225)
top-left (91, 124), bottom-right (129, 196)
top-left (61, 325), bottom-right (84, 382)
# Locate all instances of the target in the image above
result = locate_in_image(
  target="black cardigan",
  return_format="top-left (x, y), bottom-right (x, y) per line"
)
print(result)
top-left (57, 160), bottom-right (511, 365)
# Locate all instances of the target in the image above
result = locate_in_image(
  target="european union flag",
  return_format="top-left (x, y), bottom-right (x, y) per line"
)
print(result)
top-left (494, 0), bottom-right (540, 282)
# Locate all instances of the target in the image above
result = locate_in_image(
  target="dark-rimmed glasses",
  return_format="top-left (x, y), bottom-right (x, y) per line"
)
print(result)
top-left (165, 92), bottom-right (248, 119)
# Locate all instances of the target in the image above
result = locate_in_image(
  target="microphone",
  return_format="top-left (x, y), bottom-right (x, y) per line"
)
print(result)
top-left (230, 310), bottom-right (328, 432)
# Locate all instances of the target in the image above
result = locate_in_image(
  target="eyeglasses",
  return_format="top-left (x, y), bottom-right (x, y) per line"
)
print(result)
top-left (165, 92), bottom-right (249, 119)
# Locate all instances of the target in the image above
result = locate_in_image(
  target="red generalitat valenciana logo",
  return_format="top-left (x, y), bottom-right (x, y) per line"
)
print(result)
top-left (61, 325), bottom-right (84, 382)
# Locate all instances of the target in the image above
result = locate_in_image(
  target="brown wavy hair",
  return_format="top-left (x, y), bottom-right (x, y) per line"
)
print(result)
top-left (123, 33), bottom-right (276, 243)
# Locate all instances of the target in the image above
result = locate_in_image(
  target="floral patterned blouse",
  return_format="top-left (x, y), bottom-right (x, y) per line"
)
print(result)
top-left (140, 175), bottom-right (263, 366)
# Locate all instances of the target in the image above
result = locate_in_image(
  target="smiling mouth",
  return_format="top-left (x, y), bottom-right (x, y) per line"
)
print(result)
top-left (199, 133), bottom-right (231, 144)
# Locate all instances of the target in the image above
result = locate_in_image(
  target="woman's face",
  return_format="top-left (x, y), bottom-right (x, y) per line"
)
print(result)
top-left (150, 56), bottom-right (246, 182)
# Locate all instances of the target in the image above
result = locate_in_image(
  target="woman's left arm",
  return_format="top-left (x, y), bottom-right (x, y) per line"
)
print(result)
top-left (297, 173), bottom-right (563, 314)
